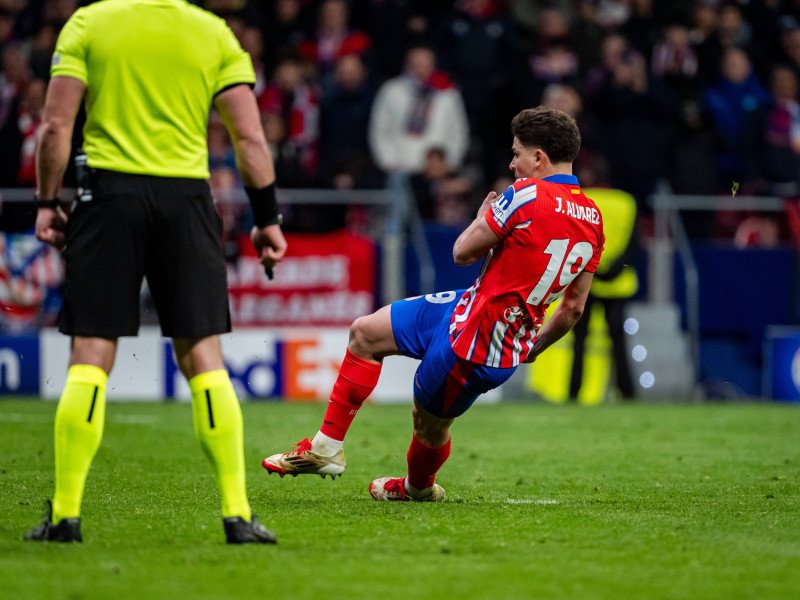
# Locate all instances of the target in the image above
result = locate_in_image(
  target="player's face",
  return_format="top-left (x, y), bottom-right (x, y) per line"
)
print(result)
top-left (509, 137), bottom-right (538, 178)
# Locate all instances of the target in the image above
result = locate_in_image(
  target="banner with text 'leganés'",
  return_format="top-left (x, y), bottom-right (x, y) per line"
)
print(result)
top-left (227, 231), bottom-right (376, 327)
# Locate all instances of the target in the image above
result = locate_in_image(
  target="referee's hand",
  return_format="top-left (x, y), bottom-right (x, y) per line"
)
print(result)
top-left (35, 206), bottom-right (68, 251)
top-left (250, 224), bottom-right (287, 280)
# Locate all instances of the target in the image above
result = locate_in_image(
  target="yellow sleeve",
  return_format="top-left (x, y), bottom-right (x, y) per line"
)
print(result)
top-left (215, 22), bottom-right (255, 94)
top-left (50, 8), bottom-right (89, 83)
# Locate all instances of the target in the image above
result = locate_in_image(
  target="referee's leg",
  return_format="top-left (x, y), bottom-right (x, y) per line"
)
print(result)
top-left (57, 337), bottom-right (116, 522)
top-left (173, 335), bottom-right (276, 544)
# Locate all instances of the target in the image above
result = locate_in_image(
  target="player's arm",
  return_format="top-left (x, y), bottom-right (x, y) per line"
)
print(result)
top-left (526, 269), bottom-right (594, 363)
top-left (452, 191), bottom-right (502, 265)
top-left (34, 75), bottom-right (85, 250)
top-left (214, 84), bottom-right (287, 271)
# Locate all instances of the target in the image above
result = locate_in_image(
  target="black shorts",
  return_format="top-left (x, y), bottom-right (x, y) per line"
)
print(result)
top-left (59, 170), bottom-right (231, 339)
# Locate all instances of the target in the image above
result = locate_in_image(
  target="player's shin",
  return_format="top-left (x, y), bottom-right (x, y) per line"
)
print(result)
top-left (406, 433), bottom-right (451, 495)
top-left (189, 370), bottom-right (251, 521)
top-left (315, 349), bottom-right (381, 452)
top-left (52, 365), bottom-right (107, 523)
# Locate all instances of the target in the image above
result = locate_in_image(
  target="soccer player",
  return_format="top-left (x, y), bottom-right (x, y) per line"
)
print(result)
top-left (25, 0), bottom-right (286, 543)
top-left (262, 106), bottom-right (604, 501)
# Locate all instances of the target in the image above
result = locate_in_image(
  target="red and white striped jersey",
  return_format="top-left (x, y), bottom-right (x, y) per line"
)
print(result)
top-left (449, 175), bottom-right (605, 368)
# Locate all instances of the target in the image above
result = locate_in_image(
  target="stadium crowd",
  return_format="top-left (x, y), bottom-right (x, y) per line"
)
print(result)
top-left (0, 0), bottom-right (799, 238)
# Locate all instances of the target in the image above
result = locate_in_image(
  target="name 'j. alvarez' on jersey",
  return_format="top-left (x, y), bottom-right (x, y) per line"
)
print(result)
top-left (449, 175), bottom-right (605, 369)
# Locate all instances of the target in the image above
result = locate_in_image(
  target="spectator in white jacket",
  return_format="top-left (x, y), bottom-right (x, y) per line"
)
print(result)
top-left (368, 45), bottom-right (469, 174)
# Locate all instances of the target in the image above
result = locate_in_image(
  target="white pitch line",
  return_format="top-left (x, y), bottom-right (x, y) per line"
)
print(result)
top-left (0, 413), bottom-right (51, 423)
top-left (505, 499), bottom-right (559, 505)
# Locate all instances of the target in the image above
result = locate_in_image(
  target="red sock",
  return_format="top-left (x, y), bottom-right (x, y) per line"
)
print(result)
top-left (319, 349), bottom-right (381, 441)
top-left (407, 433), bottom-right (451, 490)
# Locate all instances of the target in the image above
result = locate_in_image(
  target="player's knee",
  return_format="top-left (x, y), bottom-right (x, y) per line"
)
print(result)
top-left (348, 315), bottom-right (375, 356)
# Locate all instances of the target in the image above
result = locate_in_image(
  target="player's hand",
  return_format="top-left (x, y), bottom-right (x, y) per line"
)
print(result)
top-left (35, 206), bottom-right (68, 251)
top-left (250, 223), bottom-right (287, 278)
top-left (476, 191), bottom-right (497, 219)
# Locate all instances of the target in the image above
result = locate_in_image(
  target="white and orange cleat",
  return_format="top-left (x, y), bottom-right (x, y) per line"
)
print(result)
top-left (262, 438), bottom-right (346, 479)
top-left (368, 477), bottom-right (446, 502)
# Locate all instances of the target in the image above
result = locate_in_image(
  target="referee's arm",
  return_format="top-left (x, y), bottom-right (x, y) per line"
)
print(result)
top-left (214, 84), bottom-right (287, 270)
top-left (214, 84), bottom-right (275, 189)
top-left (34, 76), bottom-right (85, 249)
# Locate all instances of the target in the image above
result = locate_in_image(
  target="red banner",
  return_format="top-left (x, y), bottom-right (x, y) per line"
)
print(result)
top-left (228, 231), bottom-right (376, 326)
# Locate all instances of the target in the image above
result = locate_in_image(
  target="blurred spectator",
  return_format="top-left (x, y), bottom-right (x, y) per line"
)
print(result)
top-left (29, 24), bottom-right (57, 80)
top-left (776, 15), bottom-right (800, 83)
top-left (16, 76), bottom-right (44, 186)
top-left (297, 0), bottom-right (372, 85)
top-left (509, 0), bottom-right (574, 36)
top-left (587, 41), bottom-right (675, 208)
top-left (319, 53), bottom-right (379, 189)
top-left (40, 0), bottom-right (76, 30)
top-left (240, 25), bottom-right (267, 99)
top-left (651, 21), bottom-right (699, 91)
top-left (618, 0), bottom-right (658, 58)
top-left (223, 12), bottom-right (246, 42)
top-left (540, 82), bottom-right (583, 119)
top-left (651, 19), bottom-right (718, 208)
top-left (259, 56), bottom-right (319, 183)
top-left (435, 0), bottom-right (525, 181)
top-left (732, 214), bottom-right (782, 248)
top-left (262, 111), bottom-right (305, 188)
top-left (410, 147), bottom-right (473, 225)
top-left (261, 0), bottom-right (310, 74)
top-left (749, 65), bottom-right (800, 197)
top-left (696, 1), bottom-right (768, 81)
top-left (0, 4), bottom-right (15, 55)
top-left (349, 0), bottom-right (445, 80)
top-left (594, 0), bottom-right (632, 30)
top-left (689, 2), bottom-right (718, 47)
top-left (703, 47), bottom-right (770, 192)
top-left (540, 82), bottom-right (603, 183)
top-left (368, 45), bottom-right (469, 175)
top-left (0, 44), bottom-right (30, 187)
top-left (527, 8), bottom-right (580, 88)
top-left (572, 0), bottom-right (606, 75)
top-left (584, 32), bottom-right (629, 95)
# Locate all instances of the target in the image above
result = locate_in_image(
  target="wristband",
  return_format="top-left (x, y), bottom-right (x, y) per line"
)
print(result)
top-left (245, 183), bottom-right (280, 228)
top-left (34, 192), bottom-right (60, 209)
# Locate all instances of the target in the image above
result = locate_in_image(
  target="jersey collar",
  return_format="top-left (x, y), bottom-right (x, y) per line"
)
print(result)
top-left (542, 174), bottom-right (579, 185)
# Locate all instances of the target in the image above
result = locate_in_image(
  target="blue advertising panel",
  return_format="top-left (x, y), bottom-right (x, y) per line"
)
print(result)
top-left (0, 336), bottom-right (40, 395)
top-left (764, 327), bottom-right (800, 401)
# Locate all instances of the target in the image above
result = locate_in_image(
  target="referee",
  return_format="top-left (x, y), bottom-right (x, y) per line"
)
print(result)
top-left (25, 0), bottom-right (286, 544)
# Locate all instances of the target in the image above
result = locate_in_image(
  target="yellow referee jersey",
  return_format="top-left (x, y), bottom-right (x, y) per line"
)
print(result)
top-left (51, 0), bottom-right (255, 178)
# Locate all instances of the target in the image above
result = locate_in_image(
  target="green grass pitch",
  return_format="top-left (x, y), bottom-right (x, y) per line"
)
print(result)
top-left (1, 399), bottom-right (799, 600)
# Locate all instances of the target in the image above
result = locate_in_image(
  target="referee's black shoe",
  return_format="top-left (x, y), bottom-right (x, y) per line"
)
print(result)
top-left (24, 500), bottom-right (82, 542)
top-left (223, 514), bottom-right (277, 544)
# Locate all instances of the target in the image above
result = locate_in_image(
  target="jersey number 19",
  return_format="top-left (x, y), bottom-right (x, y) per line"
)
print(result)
top-left (526, 239), bottom-right (593, 306)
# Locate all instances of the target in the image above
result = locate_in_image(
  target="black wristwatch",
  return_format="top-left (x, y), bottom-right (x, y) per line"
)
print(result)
top-left (34, 192), bottom-right (60, 209)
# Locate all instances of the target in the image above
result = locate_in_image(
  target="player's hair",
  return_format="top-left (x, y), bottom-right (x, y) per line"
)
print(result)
top-left (511, 106), bottom-right (581, 165)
